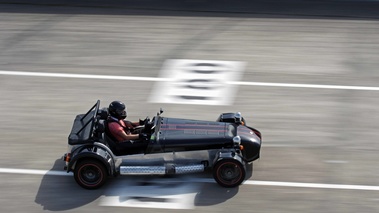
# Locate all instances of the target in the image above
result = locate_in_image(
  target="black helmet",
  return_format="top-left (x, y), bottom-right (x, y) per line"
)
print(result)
top-left (108, 101), bottom-right (127, 119)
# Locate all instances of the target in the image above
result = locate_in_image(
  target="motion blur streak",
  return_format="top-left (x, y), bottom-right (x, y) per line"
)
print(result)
top-left (1, 168), bottom-right (379, 191)
top-left (1, 70), bottom-right (379, 91)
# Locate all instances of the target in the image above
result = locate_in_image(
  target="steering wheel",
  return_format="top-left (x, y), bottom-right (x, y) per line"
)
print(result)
top-left (142, 116), bottom-right (151, 132)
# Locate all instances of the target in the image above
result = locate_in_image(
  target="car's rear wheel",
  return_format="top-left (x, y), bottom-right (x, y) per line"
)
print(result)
top-left (74, 159), bottom-right (107, 189)
top-left (213, 159), bottom-right (245, 188)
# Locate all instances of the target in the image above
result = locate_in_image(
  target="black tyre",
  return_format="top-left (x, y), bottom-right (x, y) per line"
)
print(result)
top-left (74, 159), bottom-right (107, 189)
top-left (213, 159), bottom-right (246, 188)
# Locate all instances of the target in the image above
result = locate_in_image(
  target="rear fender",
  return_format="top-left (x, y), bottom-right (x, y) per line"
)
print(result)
top-left (68, 144), bottom-right (115, 176)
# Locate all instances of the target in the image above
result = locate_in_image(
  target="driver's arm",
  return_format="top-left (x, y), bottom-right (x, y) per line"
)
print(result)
top-left (124, 120), bottom-right (142, 128)
top-left (115, 130), bottom-right (139, 141)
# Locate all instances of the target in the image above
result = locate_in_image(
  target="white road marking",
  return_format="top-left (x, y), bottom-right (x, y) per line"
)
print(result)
top-left (1, 167), bottom-right (379, 191)
top-left (0, 168), bottom-right (71, 176)
top-left (245, 180), bottom-right (379, 191)
top-left (100, 179), bottom-right (199, 209)
top-left (149, 59), bottom-right (245, 105)
top-left (230, 81), bottom-right (379, 91)
top-left (1, 70), bottom-right (379, 91)
top-left (0, 70), bottom-right (165, 82)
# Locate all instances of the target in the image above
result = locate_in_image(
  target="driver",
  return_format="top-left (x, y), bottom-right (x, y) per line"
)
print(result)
top-left (107, 100), bottom-right (147, 142)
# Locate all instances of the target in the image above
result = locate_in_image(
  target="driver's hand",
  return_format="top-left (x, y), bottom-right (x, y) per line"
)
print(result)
top-left (139, 133), bottom-right (149, 140)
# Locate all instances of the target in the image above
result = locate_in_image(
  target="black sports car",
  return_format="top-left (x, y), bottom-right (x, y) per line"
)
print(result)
top-left (63, 100), bottom-right (262, 189)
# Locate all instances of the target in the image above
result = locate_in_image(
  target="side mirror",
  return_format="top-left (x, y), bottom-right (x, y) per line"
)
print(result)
top-left (157, 108), bottom-right (164, 116)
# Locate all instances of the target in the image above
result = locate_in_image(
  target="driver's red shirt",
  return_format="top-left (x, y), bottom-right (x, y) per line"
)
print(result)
top-left (108, 119), bottom-right (129, 142)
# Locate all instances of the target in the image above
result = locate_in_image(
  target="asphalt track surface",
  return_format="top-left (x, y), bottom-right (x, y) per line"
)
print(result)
top-left (1, 1), bottom-right (379, 212)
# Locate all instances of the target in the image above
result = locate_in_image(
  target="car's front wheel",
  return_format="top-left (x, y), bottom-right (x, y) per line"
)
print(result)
top-left (74, 159), bottom-right (107, 189)
top-left (213, 159), bottom-right (246, 188)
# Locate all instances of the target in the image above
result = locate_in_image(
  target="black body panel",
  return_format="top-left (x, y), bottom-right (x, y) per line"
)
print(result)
top-left (150, 117), bottom-right (261, 162)
top-left (237, 125), bottom-right (262, 161)
top-left (158, 117), bottom-right (235, 152)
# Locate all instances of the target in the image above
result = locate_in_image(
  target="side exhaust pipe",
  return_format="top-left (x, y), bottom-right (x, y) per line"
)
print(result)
top-left (120, 164), bottom-right (204, 175)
